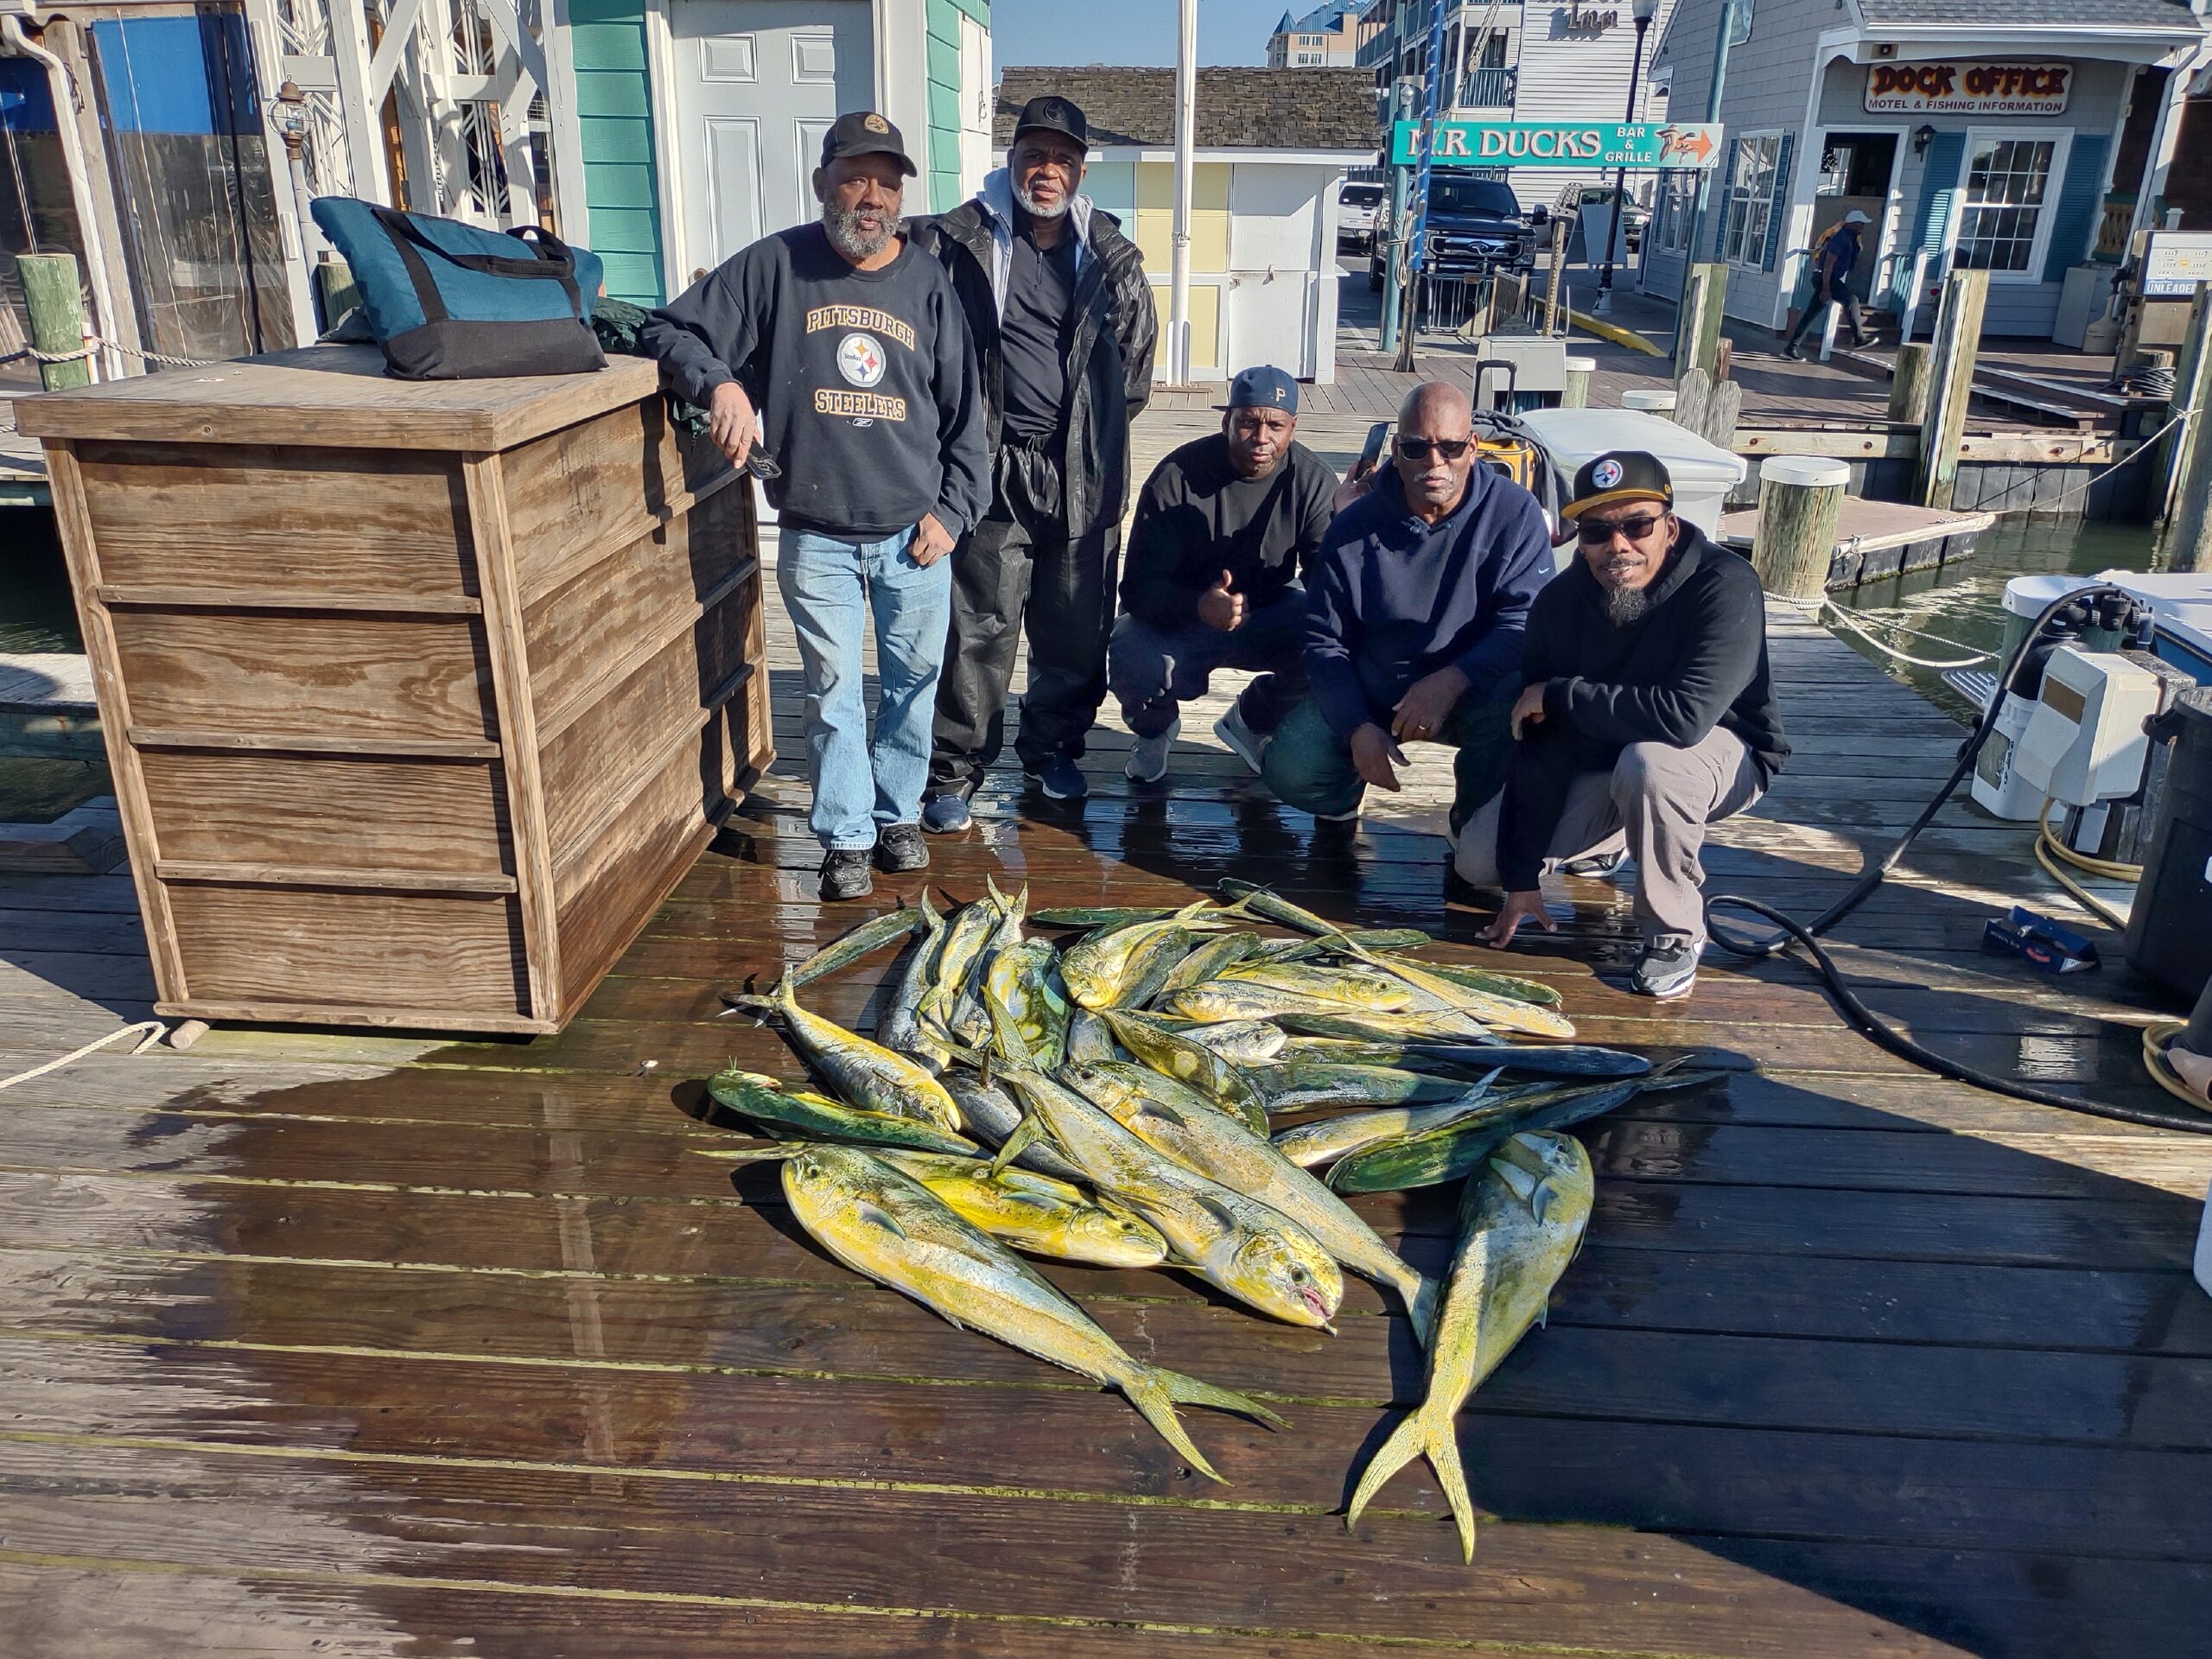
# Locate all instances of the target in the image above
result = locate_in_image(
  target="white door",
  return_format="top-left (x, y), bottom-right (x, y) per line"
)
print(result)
top-left (1226, 165), bottom-right (1321, 378)
top-left (671, 0), bottom-right (873, 282)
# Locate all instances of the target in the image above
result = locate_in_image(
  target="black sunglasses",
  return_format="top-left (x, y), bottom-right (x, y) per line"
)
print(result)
top-left (1395, 436), bottom-right (1471, 461)
top-left (1576, 512), bottom-right (1665, 545)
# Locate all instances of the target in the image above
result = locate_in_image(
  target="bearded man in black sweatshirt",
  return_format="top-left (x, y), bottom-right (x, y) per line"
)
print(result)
top-left (1456, 451), bottom-right (1789, 1002)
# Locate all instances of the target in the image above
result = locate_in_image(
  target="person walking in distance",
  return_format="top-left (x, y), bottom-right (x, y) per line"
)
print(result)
top-left (911, 95), bottom-right (1159, 829)
top-left (1783, 208), bottom-right (1872, 359)
top-left (642, 112), bottom-right (989, 901)
top-left (1109, 365), bottom-right (1339, 784)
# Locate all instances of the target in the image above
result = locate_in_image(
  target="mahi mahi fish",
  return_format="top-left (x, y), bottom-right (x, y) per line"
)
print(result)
top-left (741, 977), bottom-right (963, 1134)
top-left (873, 1150), bottom-right (1170, 1267)
top-left (781, 1145), bottom-right (1279, 1482)
top-left (1344, 1130), bottom-right (1594, 1560)
top-left (1066, 1059), bottom-right (1436, 1340)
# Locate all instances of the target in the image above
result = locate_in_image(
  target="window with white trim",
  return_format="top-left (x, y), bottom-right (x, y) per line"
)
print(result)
top-left (1955, 135), bottom-right (2056, 276)
top-left (1722, 133), bottom-right (1782, 266)
top-left (1650, 171), bottom-right (1696, 256)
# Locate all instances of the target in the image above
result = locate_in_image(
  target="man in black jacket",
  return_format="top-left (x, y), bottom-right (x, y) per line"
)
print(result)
top-left (910, 95), bottom-right (1159, 828)
top-left (1457, 452), bottom-right (1789, 1001)
top-left (1109, 365), bottom-right (1338, 784)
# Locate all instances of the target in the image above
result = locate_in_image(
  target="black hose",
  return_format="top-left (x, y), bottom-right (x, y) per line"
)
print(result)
top-left (1701, 583), bottom-right (2212, 1135)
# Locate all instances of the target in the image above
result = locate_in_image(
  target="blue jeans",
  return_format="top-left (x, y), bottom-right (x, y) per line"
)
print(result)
top-left (1108, 585), bottom-right (1308, 739)
top-left (778, 527), bottom-right (952, 851)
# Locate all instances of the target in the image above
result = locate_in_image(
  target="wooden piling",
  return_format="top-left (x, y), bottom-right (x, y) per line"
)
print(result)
top-left (1751, 456), bottom-right (1850, 600)
top-left (1675, 262), bottom-right (1728, 379)
top-left (1562, 354), bottom-right (1594, 408)
top-left (2158, 283), bottom-right (2212, 528)
top-left (19, 251), bottom-right (92, 391)
top-left (1887, 341), bottom-right (1934, 428)
top-left (1913, 269), bottom-right (1988, 509)
top-left (1542, 220), bottom-right (1567, 335)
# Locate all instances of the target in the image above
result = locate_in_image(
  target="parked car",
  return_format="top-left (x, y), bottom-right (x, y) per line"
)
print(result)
top-left (1338, 181), bottom-right (1386, 252)
top-left (1369, 172), bottom-right (1532, 292)
top-left (1568, 184), bottom-right (1649, 255)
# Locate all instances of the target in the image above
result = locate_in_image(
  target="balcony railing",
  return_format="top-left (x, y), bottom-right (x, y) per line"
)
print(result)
top-left (1456, 66), bottom-right (1516, 109)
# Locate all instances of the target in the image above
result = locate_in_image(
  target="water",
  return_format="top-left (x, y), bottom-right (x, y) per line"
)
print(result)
top-left (1822, 518), bottom-right (2161, 719)
top-left (3, 516), bottom-right (82, 654)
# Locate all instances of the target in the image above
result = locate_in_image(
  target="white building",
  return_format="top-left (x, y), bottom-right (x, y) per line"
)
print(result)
top-left (994, 67), bottom-right (1378, 384)
top-left (1357, 1), bottom-right (1677, 208)
top-left (1268, 3), bottom-right (1376, 69)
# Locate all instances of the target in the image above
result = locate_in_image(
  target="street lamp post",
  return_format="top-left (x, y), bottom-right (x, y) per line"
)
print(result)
top-left (1594, 0), bottom-right (1658, 318)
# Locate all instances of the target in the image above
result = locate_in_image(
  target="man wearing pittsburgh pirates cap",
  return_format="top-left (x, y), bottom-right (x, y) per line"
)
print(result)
top-left (1455, 449), bottom-right (1789, 1001)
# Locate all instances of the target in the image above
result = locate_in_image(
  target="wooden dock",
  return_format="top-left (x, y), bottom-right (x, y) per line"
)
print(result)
top-left (0, 563), bottom-right (2208, 1655)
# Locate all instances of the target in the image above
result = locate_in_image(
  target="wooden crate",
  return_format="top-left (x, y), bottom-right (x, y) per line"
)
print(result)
top-left (17, 346), bottom-right (772, 1034)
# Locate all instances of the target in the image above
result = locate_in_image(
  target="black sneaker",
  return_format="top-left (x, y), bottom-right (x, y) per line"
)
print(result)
top-left (876, 823), bottom-right (928, 874)
top-left (1629, 938), bottom-right (1702, 1001)
top-left (921, 793), bottom-right (971, 835)
top-left (1560, 848), bottom-right (1629, 879)
top-left (1027, 756), bottom-right (1088, 801)
top-left (820, 849), bottom-right (874, 902)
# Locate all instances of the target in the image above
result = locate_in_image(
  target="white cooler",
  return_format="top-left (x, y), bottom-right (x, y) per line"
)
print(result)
top-left (1516, 407), bottom-right (1747, 551)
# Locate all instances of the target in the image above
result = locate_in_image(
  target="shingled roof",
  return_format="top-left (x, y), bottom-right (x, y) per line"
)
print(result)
top-left (994, 67), bottom-right (1380, 154)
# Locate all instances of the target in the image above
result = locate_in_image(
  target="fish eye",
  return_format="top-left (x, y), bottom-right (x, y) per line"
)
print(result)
top-left (1289, 1265), bottom-right (1308, 1283)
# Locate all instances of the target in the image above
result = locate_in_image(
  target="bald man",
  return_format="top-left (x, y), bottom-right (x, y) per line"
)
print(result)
top-left (1262, 382), bottom-right (1553, 830)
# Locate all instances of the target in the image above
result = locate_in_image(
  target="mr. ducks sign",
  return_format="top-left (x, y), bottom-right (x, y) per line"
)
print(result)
top-left (1865, 60), bottom-right (2072, 117)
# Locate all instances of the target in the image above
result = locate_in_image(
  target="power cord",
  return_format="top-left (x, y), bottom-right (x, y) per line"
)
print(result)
top-left (1703, 583), bottom-right (2212, 1134)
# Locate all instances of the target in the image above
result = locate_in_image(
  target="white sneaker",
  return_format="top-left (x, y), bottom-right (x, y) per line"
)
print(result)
top-left (1214, 703), bottom-right (1268, 775)
top-left (1126, 715), bottom-right (1179, 783)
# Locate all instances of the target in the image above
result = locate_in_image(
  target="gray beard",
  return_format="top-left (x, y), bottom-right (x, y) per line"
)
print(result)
top-left (1603, 583), bottom-right (1652, 627)
top-left (823, 202), bottom-right (895, 260)
top-left (1013, 181), bottom-right (1071, 219)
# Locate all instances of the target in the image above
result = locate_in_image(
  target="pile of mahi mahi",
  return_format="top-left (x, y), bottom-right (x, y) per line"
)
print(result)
top-left (708, 879), bottom-right (1701, 1560)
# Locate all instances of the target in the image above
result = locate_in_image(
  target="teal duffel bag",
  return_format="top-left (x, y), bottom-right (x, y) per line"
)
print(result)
top-left (310, 196), bottom-right (608, 380)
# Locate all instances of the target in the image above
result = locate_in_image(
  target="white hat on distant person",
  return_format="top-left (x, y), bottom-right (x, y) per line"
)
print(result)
top-left (1842, 209), bottom-right (1872, 226)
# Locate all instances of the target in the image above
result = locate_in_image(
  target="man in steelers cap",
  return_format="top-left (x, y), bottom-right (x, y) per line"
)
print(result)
top-left (910, 93), bottom-right (1159, 828)
top-left (1455, 450), bottom-right (1789, 1001)
top-left (643, 112), bottom-right (989, 902)
top-left (1109, 365), bottom-right (1340, 784)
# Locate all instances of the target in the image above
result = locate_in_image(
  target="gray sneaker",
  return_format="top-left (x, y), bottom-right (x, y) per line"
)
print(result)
top-left (1126, 715), bottom-right (1179, 783)
top-left (1214, 702), bottom-right (1268, 775)
top-left (1560, 848), bottom-right (1629, 879)
top-left (1629, 938), bottom-right (1702, 1001)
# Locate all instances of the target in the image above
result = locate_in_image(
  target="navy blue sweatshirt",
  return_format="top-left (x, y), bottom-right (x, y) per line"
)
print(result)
top-left (1301, 463), bottom-right (1554, 739)
top-left (1495, 527), bottom-right (1789, 890)
top-left (639, 224), bottom-right (990, 541)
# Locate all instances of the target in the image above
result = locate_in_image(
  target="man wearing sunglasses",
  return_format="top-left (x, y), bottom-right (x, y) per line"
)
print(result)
top-left (1262, 381), bottom-right (1552, 830)
top-left (1459, 451), bottom-right (1789, 1001)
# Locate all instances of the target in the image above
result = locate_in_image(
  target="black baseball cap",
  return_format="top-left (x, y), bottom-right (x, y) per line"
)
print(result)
top-left (1563, 450), bottom-right (1674, 518)
top-left (820, 111), bottom-right (917, 176)
top-left (1217, 365), bottom-right (1299, 415)
top-left (1012, 94), bottom-right (1089, 151)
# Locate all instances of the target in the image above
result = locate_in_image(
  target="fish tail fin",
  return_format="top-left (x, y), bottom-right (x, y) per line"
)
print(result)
top-left (1154, 1366), bottom-right (1287, 1430)
top-left (1121, 1370), bottom-right (1226, 1484)
top-left (1346, 1401), bottom-right (1468, 1554)
top-left (1403, 1271), bottom-right (1440, 1348)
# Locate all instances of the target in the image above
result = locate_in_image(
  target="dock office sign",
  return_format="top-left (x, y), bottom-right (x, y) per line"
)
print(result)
top-left (1865, 61), bottom-right (2071, 118)
top-left (1391, 121), bottom-right (1724, 168)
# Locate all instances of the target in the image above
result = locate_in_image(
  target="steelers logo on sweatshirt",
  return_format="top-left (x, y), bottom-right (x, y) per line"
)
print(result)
top-left (836, 332), bottom-right (887, 387)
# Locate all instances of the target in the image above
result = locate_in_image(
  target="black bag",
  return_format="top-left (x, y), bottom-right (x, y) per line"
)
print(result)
top-left (311, 197), bottom-right (609, 380)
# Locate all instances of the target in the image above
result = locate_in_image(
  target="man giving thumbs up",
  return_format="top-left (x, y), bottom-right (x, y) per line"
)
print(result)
top-left (1109, 365), bottom-right (1339, 784)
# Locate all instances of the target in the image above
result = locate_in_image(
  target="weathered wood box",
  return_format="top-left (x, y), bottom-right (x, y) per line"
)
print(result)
top-left (18, 346), bottom-right (771, 1034)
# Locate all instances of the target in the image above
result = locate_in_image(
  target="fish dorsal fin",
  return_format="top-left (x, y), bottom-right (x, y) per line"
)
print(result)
top-left (856, 1200), bottom-right (907, 1239)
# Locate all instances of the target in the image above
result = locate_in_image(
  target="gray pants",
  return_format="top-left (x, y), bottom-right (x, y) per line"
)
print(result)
top-left (1453, 727), bottom-right (1764, 945)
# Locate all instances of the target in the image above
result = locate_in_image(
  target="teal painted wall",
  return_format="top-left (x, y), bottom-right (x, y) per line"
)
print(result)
top-left (926, 0), bottom-right (989, 213)
top-left (568, 0), bottom-right (664, 303)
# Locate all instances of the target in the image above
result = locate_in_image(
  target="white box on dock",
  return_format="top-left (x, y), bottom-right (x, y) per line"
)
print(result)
top-left (1517, 408), bottom-right (1747, 544)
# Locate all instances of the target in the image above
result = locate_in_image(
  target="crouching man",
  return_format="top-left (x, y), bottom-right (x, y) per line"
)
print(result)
top-left (1261, 381), bottom-right (1552, 830)
top-left (1109, 365), bottom-right (1339, 782)
top-left (641, 111), bottom-right (988, 901)
top-left (1458, 452), bottom-right (1790, 1000)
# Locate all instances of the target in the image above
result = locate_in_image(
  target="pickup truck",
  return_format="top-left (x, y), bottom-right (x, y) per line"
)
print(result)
top-left (1368, 172), bottom-right (1538, 291)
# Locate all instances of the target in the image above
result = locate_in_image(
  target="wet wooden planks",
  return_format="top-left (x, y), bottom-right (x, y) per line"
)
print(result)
top-left (1, 582), bottom-right (2211, 1656)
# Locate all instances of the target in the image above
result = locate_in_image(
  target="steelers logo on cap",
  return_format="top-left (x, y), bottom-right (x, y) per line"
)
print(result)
top-left (862, 112), bottom-right (890, 134)
top-left (1592, 457), bottom-right (1624, 490)
top-left (837, 333), bottom-right (887, 388)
